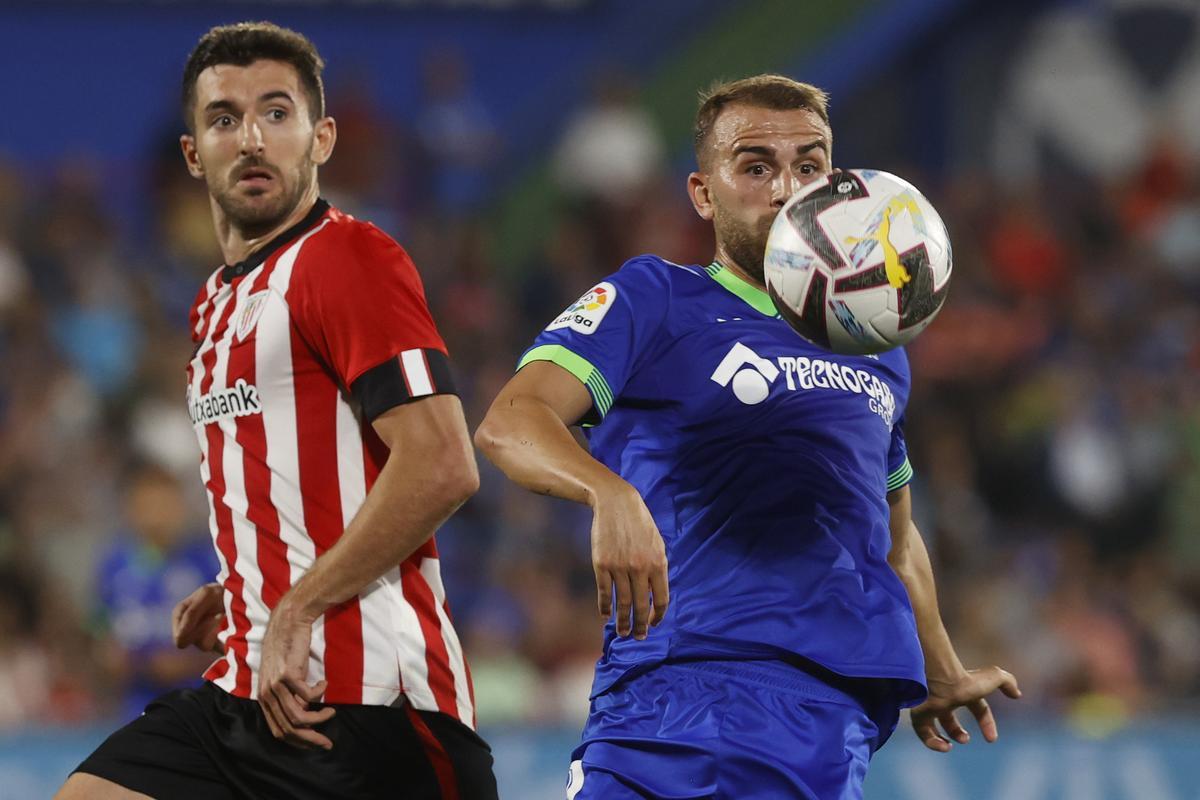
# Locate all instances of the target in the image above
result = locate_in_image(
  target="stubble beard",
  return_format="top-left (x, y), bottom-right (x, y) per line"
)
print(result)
top-left (213, 152), bottom-right (314, 240)
top-left (715, 202), bottom-right (773, 286)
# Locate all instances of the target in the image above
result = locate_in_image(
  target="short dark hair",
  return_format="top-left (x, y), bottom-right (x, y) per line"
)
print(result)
top-left (181, 21), bottom-right (326, 132)
top-left (694, 74), bottom-right (831, 168)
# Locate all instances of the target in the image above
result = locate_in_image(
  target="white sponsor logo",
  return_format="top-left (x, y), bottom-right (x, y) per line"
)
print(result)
top-left (187, 379), bottom-right (263, 426)
top-left (711, 342), bottom-right (897, 426)
top-left (710, 342), bottom-right (780, 405)
top-left (235, 290), bottom-right (270, 342)
top-left (776, 355), bottom-right (896, 427)
top-left (547, 282), bottom-right (616, 335)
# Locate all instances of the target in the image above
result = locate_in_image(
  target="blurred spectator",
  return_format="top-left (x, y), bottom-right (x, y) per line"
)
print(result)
top-left (415, 48), bottom-right (499, 217)
top-left (92, 463), bottom-right (218, 721)
top-left (553, 69), bottom-right (665, 205)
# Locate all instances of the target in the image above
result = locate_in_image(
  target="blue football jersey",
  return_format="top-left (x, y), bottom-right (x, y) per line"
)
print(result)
top-left (520, 255), bottom-right (927, 706)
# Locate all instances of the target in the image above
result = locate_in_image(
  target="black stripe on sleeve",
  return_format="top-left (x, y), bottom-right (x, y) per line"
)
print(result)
top-left (352, 348), bottom-right (458, 423)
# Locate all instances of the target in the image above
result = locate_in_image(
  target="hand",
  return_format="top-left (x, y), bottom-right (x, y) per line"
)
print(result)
top-left (910, 666), bottom-right (1022, 753)
top-left (258, 601), bottom-right (335, 750)
top-left (589, 480), bottom-right (669, 640)
top-left (172, 583), bottom-right (226, 654)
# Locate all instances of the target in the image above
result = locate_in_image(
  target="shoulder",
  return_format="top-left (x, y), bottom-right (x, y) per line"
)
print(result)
top-left (881, 345), bottom-right (910, 375)
top-left (287, 208), bottom-right (421, 297)
top-left (297, 209), bottom-right (413, 270)
top-left (608, 254), bottom-right (707, 299)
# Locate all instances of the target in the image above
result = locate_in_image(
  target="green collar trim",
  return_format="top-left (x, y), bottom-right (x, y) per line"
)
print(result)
top-left (705, 262), bottom-right (779, 318)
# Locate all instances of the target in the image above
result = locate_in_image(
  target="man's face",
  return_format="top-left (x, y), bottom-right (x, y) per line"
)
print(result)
top-left (690, 104), bottom-right (832, 283)
top-left (182, 60), bottom-right (329, 235)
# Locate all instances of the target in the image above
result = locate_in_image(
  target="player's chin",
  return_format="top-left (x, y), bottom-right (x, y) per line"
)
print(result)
top-left (222, 188), bottom-right (290, 225)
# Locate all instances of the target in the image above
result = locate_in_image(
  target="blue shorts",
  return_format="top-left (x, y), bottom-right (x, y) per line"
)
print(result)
top-left (567, 660), bottom-right (899, 800)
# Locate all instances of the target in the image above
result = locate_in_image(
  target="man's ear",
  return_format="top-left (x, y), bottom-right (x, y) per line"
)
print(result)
top-left (310, 117), bottom-right (337, 166)
top-left (688, 171), bottom-right (714, 221)
top-left (181, 135), bottom-right (205, 179)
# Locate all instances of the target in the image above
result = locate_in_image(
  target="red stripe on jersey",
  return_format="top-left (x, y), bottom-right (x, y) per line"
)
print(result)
top-left (199, 297), bottom-right (254, 695)
top-left (400, 559), bottom-right (458, 717)
top-left (208, 655), bottom-right (230, 681)
top-left (445, 598), bottom-right (477, 728)
top-left (230, 265), bottom-right (290, 610)
top-left (405, 705), bottom-right (461, 800)
top-left (290, 322), bottom-right (364, 703)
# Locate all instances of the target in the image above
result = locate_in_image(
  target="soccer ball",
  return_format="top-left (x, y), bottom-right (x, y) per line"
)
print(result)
top-left (763, 169), bottom-right (952, 355)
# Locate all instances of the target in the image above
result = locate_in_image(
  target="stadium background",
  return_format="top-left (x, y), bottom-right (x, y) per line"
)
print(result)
top-left (1, 0), bottom-right (1198, 797)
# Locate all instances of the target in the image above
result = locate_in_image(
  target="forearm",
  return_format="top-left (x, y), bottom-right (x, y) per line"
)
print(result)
top-left (283, 448), bottom-right (475, 621)
top-left (476, 395), bottom-right (623, 507)
top-left (890, 522), bottom-right (967, 684)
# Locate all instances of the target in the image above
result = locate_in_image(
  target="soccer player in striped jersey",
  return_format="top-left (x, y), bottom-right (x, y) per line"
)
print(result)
top-left (476, 75), bottom-right (1020, 799)
top-left (58, 22), bottom-right (497, 800)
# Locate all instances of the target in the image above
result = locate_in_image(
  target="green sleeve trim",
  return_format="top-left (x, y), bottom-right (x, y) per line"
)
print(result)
top-left (517, 344), bottom-right (615, 420)
top-left (886, 457), bottom-right (914, 492)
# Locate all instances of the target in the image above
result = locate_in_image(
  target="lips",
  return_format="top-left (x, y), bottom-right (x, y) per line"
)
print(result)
top-left (236, 166), bottom-right (275, 185)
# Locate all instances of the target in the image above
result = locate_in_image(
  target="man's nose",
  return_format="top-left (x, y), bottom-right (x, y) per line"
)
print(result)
top-left (239, 119), bottom-right (265, 155)
top-left (772, 172), bottom-right (801, 208)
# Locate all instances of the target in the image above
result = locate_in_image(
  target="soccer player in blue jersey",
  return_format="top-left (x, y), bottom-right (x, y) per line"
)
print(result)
top-left (476, 74), bottom-right (1020, 799)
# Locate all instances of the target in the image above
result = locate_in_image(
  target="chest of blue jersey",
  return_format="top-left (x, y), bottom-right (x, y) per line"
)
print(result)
top-left (589, 263), bottom-right (910, 502)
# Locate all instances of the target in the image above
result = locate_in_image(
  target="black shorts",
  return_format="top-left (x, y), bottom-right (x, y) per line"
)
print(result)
top-left (74, 682), bottom-right (497, 800)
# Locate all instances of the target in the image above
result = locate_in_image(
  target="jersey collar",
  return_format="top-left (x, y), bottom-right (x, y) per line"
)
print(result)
top-left (221, 198), bottom-right (330, 283)
top-left (705, 261), bottom-right (780, 318)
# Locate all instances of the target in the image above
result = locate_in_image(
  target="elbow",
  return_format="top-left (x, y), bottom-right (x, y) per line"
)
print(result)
top-left (440, 449), bottom-right (480, 508)
top-left (473, 411), bottom-right (504, 463)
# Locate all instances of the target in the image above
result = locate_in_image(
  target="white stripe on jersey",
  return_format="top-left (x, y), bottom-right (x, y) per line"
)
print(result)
top-left (218, 273), bottom-right (275, 699)
top-left (384, 570), bottom-right (439, 711)
top-left (264, 226), bottom-right (328, 684)
top-left (401, 348), bottom-right (435, 396)
top-left (420, 557), bottom-right (475, 724)
top-left (334, 386), bottom-right (402, 704)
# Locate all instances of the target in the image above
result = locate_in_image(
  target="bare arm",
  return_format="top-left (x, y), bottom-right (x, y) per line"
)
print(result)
top-left (286, 394), bottom-right (478, 615)
top-left (259, 393), bottom-right (478, 749)
top-left (888, 484), bottom-right (1020, 752)
top-left (475, 361), bottom-right (668, 639)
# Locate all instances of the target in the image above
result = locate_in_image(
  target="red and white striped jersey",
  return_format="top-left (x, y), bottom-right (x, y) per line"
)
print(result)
top-left (185, 200), bottom-right (475, 726)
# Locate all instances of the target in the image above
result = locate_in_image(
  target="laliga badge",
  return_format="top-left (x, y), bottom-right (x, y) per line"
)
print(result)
top-left (547, 282), bottom-right (616, 335)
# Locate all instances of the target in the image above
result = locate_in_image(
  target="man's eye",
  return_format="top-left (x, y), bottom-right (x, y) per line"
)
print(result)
top-left (269, 109), bottom-right (287, 121)
top-left (800, 164), bottom-right (816, 175)
top-left (215, 115), bottom-right (234, 128)
top-left (748, 165), bottom-right (767, 176)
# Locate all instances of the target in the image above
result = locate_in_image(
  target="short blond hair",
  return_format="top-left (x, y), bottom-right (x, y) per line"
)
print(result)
top-left (694, 74), bottom-right (831, 168)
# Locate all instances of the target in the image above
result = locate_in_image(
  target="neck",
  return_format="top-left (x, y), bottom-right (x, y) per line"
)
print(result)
top-left (713, 243), bottom-right (765, 291)
top-left (211, 181), bottom-right (321, 265)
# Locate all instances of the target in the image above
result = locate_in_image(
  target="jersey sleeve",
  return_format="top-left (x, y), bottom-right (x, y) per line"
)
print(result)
top-left (886, 414), bottom-right (914, 492)
top-left (517, 257), bottom-right (669, 425)
top-left (287, 223), bottom-right (454, 421)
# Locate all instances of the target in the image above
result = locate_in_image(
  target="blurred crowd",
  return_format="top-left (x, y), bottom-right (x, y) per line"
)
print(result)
top-left (0, 50), bottom-right (1197, 737)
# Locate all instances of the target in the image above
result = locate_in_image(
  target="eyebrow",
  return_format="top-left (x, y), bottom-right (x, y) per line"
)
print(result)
top-left (732, 140), bottom-right (828, 159)
top-left (203, 91), bottom-right (296, 115)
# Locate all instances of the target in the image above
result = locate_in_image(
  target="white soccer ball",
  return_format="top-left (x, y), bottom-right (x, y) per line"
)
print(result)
top-left (764, 169), bottom-right (952, 355)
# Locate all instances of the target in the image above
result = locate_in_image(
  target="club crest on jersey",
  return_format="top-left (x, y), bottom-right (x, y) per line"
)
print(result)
top-left (235, 290), bottom-right (270, 342)
top-left (547, 282), bottom-right (615, 335)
